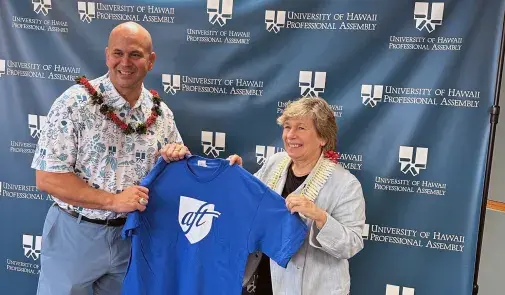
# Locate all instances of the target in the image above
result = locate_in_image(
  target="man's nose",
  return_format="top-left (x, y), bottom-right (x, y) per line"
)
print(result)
top-left (120, 55), bottom-right (131, 66)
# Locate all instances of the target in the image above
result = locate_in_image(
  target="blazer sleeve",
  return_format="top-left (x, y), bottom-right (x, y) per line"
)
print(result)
top-left (308, 179), bottom-right (366, 260)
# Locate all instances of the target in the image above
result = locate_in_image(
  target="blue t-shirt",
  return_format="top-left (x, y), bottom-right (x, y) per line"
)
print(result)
top-left (121, 155), bottom-right (308, 295)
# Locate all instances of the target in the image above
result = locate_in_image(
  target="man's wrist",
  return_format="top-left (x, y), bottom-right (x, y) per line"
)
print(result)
top-left (100, 191), bottom-right (115, 211)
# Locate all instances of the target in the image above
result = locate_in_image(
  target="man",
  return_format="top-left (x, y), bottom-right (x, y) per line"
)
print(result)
top-left (31, 22), bottom-right (189, 295)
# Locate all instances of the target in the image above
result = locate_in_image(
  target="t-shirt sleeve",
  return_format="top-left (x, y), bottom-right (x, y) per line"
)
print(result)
top-left (247, 188), bottom-right (308, 268)
top-left (122, 211), bottom-right (141, 239)
top-left (121, 157), bottom-right (169, 240)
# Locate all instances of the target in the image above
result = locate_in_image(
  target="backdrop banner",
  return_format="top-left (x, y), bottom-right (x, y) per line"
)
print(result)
top-left (1, 0), bottom-right (504, 294)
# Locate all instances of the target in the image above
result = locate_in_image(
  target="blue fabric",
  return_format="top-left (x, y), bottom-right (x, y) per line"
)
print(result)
top-left (121, 155), bottom-right (308, 295)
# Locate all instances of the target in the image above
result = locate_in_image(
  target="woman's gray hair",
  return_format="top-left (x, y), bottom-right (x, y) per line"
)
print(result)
top-left (277, 97), bottom-right (338, 152)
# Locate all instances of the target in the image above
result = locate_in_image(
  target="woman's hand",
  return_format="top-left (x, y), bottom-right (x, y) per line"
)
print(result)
top-left (227, 154), bottom-right (243, 166)
top-left (286, 194), bottom-right (328, 229)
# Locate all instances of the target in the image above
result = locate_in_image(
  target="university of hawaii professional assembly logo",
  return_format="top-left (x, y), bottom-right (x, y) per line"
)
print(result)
top-left (78, 1), bottom-right (96, 23)
top-left (277, 100), bottom-right (343, 118)
top-left (135, 151), bottom-right (146, 163)
top-left (386, 284), bottom-right (415, 295)
top-left (23, 234), bottom-right (42, 261)
top-left (299, 71), bottom-right (326, 98)
top-left (7, 114), bottom-right (48, 155)
top-left (202, 131), bottom-right (226, 158)
top-left (207, 0), bottom-right (233, 27)
top-left (338, 152), bottom-right (363, 171)
top-left (361, 224), bottom-right (465, 253)
top-left (162, 73), bottom-right (264, 96)
top-left (399, 146), bottom-right (428, 176)
top-left (265, 10), bottom-right (286, 33)
top-left (28, 114), bottom-right (46, 139)
top-left (10, 0), bottom-right (68, 33)
top-left (32, 0), bottom-right (52, 16)
top-left (264, 9), bottom-right (378, 33)
top-left (186, 0), bottom-right (251, 45)
top-left (77, 1), bottom-right (175, 24)
top-left (361, 84), bottom-right (384, 108)
top-left (374, 145), bottom-right (447, 196)
top-left (414, 2), bottom-right (444, 33)
top-left (0, 59), bottom-right (5, 77)
top-left (0, 57), bottom-right (81, 81)
top-left (0, 181), bottom-right (49, 201)
top-left (390, 2), bottom-right (463, 51)
top-left (361, 224), bottom-right (370, 240)
top-left (360, 83), bottom-right (482, 109)
top-left (398, 146), bottom-right (428, 177)
top-left (179, 196), bottom-right (221, 244)
top-left (256, 145), bottom-right (284, 165)
top-left (363, 221), bottom-right (466, 252)
top-left (162, 74), bottom-right (180, 95)
top-left (6, 234), bottom-right (42, 275)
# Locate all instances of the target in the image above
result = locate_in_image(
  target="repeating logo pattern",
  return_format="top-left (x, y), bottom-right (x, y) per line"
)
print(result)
top-left (22, 235), bottom-right (42, 261)
top-left (361, 84), bottom-right (384, 107)
top-left (202, 131), bottom-right (226, 158)
top-left (207, 0), bottom-right (233, 27)
top-left (414, 2), bottom-right (444, 33)
top-left (162, 74), bottom-right (181, 95)
top-left (78, 2), bottom-right (96, 23)
top-left (399, 146), bottom-right (428, 176)
top-left (32, 0), bottom-right (52, 16)
top-left (362, 224), bottom-right (370, 240)
top-left (255, 145), bottom-right (282, 165)
top-left (135, 151), bottom-right (146, 163)
top-left (299, 71), bottom-right (326, 98)
top-left (386, 284), bottom-right (415, 295)
top-left (265, 10), bottom-right (286, 33)
top-left (0, 59), bottom-right (5, 77)
top-left (28, 114), bottom-right (46, 139)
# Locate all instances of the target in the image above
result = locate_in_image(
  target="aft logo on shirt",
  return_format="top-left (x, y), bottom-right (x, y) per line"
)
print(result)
top-left (179, 196), bottom-right (221, 244)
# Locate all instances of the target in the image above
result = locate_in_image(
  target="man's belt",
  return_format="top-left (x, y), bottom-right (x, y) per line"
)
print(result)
top-left (58, 205), bottom-right (127, 227)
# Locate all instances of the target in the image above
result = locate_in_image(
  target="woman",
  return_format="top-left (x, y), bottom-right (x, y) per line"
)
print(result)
top-left (232, 97), bottom-right (366, 295)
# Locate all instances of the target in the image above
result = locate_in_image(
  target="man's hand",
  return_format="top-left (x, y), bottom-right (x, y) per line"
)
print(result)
top-left (285, 194), bottom-right (328, 229)
top-left (227, 154), bottom-right (243, 166)
top-left (158, 143), bottom-right (190, 162)
top-left (109, 186), bottom-right (149, 213)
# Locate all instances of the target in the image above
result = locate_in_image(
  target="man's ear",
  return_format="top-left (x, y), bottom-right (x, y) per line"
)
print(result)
top-left (148, 52), bottom-right (156, 71)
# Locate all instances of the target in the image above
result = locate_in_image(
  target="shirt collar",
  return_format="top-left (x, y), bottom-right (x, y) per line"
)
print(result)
top-left (100, 73), bottom-right (152, 112)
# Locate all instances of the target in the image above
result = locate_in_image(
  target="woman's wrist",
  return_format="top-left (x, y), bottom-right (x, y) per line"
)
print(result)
top-left (315, 209), bottom-right (328, 229)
